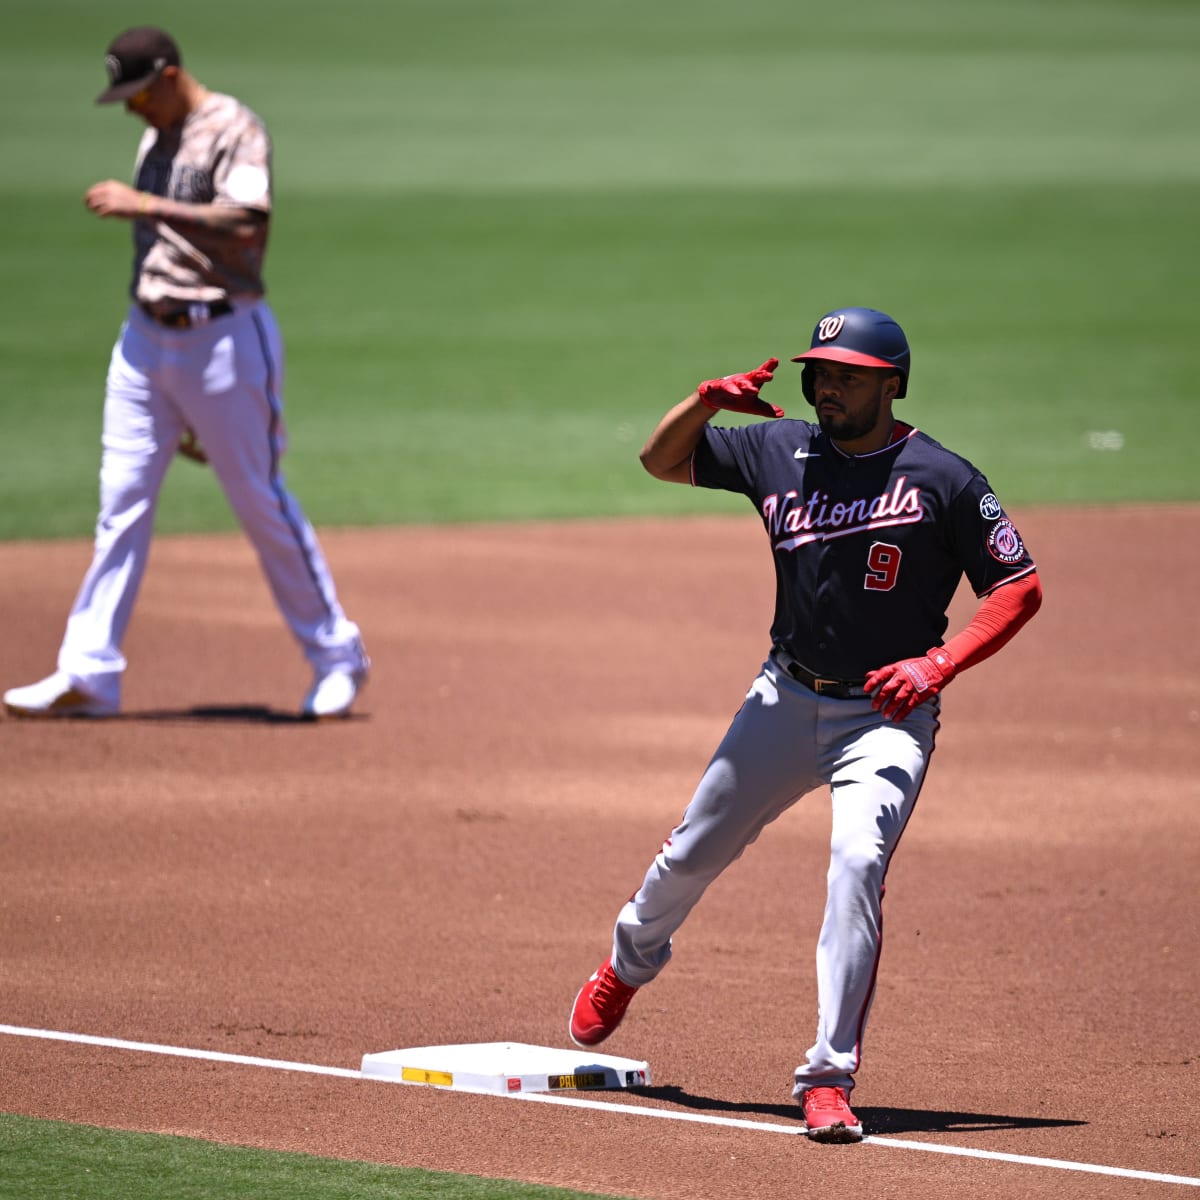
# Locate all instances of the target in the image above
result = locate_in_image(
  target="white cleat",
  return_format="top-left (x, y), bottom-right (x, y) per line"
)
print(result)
top-left (301, 668), bottom-right (367, 719)
top-left (3, 671), bottom-right (118, 718)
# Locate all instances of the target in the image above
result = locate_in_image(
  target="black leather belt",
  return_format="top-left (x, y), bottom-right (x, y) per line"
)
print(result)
top-left (139, 299), bottom-right (233, 328)
top-left (772, 647), bottom-right (868, 699)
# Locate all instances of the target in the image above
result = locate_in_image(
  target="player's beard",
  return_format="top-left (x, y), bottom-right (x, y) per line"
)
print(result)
top-left (816, 390), bottom-right (884, 443)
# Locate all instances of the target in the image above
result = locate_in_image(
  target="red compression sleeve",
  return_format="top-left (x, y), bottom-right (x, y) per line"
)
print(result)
top-left (942, 571), bottom-right (1043, 672)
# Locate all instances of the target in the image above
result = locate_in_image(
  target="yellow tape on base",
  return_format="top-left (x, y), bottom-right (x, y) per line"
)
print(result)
top-left (401, 1066), bottom-right (454, 1086)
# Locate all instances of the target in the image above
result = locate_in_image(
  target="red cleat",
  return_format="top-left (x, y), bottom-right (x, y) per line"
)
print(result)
top-left (802, 1086), bottom-right (863, 1143)
top-left (569, 957), bottom-right (639, 1048)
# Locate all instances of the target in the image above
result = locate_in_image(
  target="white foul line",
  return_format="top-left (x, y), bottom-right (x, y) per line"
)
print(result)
top-left (0, 1024), bottom-right (363, 1079)
top-left (2, 1025), bottom-right (1197, 1189)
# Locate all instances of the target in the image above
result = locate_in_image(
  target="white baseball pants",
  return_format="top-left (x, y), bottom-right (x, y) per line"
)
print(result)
top-left (611, 654), bottom-right (938, 1096)
top-left (57, 301), bottom-right (366, 707)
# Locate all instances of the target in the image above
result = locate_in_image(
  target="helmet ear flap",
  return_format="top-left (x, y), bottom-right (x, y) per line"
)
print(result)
top-left (801, 363), bottom-right (816, 406)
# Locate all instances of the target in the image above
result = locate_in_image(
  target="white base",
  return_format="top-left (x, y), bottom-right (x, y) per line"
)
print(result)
top-left (360, 1041), bottom-right (651, 1094)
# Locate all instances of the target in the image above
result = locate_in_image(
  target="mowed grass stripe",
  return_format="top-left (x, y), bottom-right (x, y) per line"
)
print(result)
top-left (1, 0), bottom-right (1196, 539)
top-left (0, 179), bottom-right (1194, 538)
top-left (2, 0), bottom-right (1197, 192)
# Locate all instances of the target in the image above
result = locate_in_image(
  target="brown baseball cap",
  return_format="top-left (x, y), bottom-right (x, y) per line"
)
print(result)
top-left (96, 27), bottom-right (181, 104)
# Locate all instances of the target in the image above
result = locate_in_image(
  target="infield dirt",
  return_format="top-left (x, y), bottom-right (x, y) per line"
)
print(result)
top-left (2, 507), bottom-right (1198, 1198)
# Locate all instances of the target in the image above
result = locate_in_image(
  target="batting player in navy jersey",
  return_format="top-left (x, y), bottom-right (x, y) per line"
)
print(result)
top-left (569, 307), bottom-right (1042, 1143)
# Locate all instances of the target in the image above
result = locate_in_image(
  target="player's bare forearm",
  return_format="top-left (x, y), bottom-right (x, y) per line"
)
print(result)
top-left (639, 393), bottom-right (714, 484)
top-left (83, 180), bottom-right (266, 239)
top-left (145, 195), bottom-right (266, 238)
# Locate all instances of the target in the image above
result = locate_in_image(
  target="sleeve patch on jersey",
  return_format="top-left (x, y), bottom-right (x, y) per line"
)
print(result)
top-left (225, 163), bottom-right (269, 205)
top-left (987, 518), bottom-right (1026, 564)
top-left (979, 493), bottom-right (1003, 520)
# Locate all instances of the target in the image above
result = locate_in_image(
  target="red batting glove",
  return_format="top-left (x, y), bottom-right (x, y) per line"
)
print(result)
top-left (697, 357), bottom-right (783, 418)
top-left (865, 648), bottom-right (957, 722)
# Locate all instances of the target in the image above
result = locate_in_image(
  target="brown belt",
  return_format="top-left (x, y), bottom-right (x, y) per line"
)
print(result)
top-left (772, 647), bottom-right (868, 699)
top-left (139, 299), bottom-right (233, 328)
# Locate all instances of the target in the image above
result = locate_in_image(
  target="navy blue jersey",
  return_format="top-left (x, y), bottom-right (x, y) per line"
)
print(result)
top-left (692, 419), bottom-right (1036, 677)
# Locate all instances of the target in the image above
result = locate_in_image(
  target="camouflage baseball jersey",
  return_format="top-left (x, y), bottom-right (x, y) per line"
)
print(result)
top-left (130, 91), bottom-right (272, 305)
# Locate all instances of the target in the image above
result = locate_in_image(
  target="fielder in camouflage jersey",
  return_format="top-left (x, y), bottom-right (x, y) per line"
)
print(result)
top-left (3, 27), bottom-right (368, 720)
top-left (129, 89), bottom-right (273, 306)
top-left (569, 307), bottom-right (1043, 1142)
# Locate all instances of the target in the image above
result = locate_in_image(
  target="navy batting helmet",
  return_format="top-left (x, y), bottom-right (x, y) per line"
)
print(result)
top-left (792, 307), bottom-right (910, 402)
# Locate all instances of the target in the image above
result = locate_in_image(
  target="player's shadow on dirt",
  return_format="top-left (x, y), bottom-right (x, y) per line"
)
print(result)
top-left (121, 705), bottom-right (367, 725)
top-left (847, 1105), bottom-right (1086, 1135)
top-left (635, 1086), bottom-right (1085, 1135)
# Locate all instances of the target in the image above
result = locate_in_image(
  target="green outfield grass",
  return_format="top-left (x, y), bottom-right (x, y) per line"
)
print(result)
top-left (1, 0), bottom-right (1197, 540)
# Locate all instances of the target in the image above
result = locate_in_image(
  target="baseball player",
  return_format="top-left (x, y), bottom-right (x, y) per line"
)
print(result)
top-left (3, 27), bottom-right (368, 720)
top-left (569, 307), bottom-right (1042, 1142)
